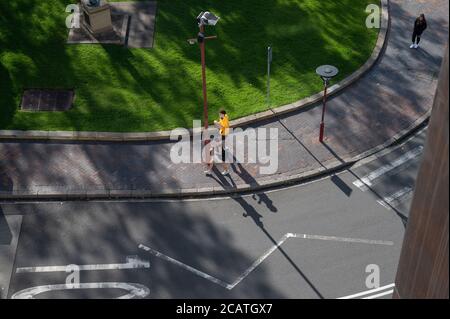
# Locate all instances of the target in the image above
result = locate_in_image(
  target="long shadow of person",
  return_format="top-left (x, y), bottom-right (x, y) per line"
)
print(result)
top-left (231, 161), bottom-right (278, 213)
top-left (232, 194), bottom-right (324, 299)
top-left (205, 149), bottom-right (322, 296)
top-left (232, 196), bottom-right (264, 228)
top-left (205, 165), bottom-right (236, 189)
top-left (251, 193), bottom-right (277, 213)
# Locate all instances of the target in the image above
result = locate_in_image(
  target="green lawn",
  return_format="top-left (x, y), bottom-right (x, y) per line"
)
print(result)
top-left (0, 0), bottom-right (379, 132)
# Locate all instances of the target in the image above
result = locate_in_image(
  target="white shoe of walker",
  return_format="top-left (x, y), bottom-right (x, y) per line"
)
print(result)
top-left (410, 43), bottom-right (415, 49)
top-left (414, 43), bottom-right (419, 49)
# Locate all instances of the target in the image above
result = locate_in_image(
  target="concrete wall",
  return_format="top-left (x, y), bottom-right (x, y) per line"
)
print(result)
top-left (394, 44), bottom-right (449, 299)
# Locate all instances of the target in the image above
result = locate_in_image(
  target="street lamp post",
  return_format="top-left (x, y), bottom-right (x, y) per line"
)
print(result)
top-left (316, 65), bottom-right (339, 143)
top-left (187, 11), bottom-right (220, 141)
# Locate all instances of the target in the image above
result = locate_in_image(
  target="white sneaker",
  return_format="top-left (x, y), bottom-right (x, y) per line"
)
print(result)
top-left (222, 170), bottom-right (229, 176)
top-left (410, 44), bottom-right (415, 49)
top-left (414, 43), bottom-right (419, 49)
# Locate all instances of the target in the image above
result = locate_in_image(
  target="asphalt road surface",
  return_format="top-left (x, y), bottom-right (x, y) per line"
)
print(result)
top-left (0, 127), bottom-right (427, 299)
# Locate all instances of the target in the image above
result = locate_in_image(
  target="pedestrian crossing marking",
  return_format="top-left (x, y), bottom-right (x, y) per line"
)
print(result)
top-left (353, 146), bottom-right (423, 190)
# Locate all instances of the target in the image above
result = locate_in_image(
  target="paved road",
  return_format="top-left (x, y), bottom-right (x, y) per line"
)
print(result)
top-left (0, 127), bottom-right (427, 299)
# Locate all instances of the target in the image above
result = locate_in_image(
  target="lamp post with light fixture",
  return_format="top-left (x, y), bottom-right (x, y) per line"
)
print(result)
top-left (187, 12), bottom-right (220, 138)
top-left (316, 65), bottom-right (339, 143)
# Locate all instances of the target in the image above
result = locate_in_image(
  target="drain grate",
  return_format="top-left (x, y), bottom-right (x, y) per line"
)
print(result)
top-left (21, 89), bottom-right (74, 111)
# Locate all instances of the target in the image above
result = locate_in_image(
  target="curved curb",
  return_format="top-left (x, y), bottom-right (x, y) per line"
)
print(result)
top-left (0, 110), bottom-right (430, 201)
top-left (0, 0), bottom-right (389, 142)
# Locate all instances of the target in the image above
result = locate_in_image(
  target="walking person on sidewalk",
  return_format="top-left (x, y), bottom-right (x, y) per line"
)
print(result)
top-left (204, 136), bottom-right (220, 176)
top-left (214, 109), bottom-right (230, 175)
top-left (410, 14), bottom-right (427, 49)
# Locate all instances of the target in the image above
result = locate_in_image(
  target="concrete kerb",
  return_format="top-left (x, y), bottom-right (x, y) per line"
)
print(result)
top-left (0, 0), bottom-right (390, 142)
top-left (0, 109), bottom-right (429, 201)
top-left (1, 0), bottom-right (425, 201)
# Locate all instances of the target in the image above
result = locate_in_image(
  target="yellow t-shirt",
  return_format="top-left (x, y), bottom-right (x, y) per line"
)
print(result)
top-left (219, 115), bottom-right (230, 136)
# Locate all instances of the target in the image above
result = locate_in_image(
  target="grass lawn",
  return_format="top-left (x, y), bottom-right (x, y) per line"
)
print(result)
top-left (0, 0), bottom-right (380, 132)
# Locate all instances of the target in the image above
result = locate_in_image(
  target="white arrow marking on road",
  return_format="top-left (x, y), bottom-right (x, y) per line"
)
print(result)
top-left (338, 283), bottom-right (395, 299)
top-left (15, 256), bottom-right (150, 273)
top-left (139, 233), bottom-right (393, 290)
top-left (353, 146), bottom-right (423, 190)
top-left (11, 282), bottom-right (150, 299)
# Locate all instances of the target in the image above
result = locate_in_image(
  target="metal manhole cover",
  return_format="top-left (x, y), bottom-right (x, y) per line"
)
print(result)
top-left (21, 89), bottom-right (74, 111)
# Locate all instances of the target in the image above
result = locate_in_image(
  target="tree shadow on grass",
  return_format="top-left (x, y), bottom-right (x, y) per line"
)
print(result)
top-left (0, 0), bottom-right (381, 132)
top-left (0, 62), bottom-right (16, 129)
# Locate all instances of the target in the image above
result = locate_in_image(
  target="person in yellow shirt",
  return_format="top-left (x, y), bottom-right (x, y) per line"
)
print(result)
top-left (214, 109), bottom-right (230, 175)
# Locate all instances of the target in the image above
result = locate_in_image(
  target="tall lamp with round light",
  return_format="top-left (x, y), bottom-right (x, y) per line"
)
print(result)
top-left (316, 65), bottom-right (339, 143)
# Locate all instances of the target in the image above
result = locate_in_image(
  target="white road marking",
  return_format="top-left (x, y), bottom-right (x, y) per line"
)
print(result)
top-left (139, 233), bottom-right (393, 290)
top-left (377, 186), bottom-right (413, 210)
top-left (0, 215), bottom-right (23, 299)
top-left (11, 282), bottom-right (150, 299)
top-left (363, 289), bottom-right (394, 299)
top-left (16, 256), bottom-right (150, 273)
top-left (351, 126), bottom-right (427, 169)
top-left (228, 233), bottom-right (291, 289)
top-left (139, 244), bottom-right (232, 289)
top-left (291, 234), bottom-right (394, 246)
top-left (353, 146), bottom-right (423, 190)
top-left (338, 283), bottom-right (395, 299)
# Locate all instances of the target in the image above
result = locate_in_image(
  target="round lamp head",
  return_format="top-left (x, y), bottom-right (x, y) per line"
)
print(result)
top-left (316, 65), bottom-right (339, 82)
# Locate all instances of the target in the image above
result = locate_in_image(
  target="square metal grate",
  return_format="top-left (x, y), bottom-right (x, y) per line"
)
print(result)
top-left (21, 89), bottom-right (74, 111)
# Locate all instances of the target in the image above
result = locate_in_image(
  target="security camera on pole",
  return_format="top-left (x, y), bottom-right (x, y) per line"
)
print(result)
top-left (187, 12), bottom-right (220, 145)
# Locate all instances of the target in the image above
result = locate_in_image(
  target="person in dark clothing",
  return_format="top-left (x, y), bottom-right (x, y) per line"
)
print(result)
top-left (410, 14), bottom-right (427, 49)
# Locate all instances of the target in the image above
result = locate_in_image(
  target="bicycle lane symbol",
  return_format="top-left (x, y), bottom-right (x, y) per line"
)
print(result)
top-left (10, 256), bottom-right (150, 299)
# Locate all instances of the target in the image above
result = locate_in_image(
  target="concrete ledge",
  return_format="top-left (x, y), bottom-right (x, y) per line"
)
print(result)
top-left (0, 0), bottom-right (389, 142)
top-left (0, 109), bottom-right (429, 201)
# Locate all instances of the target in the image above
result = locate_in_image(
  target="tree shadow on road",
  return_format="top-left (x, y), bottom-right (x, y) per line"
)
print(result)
top-left (198, 157), bottom-right (321, 298)
top-left (6, 200), bottom-right (286, 299)
top-left (322, 141), bottom-right (409, 228)
top-left (231, 194), bottom-right (324, 299)
top-left (0, 206), bottom-right (13, 245)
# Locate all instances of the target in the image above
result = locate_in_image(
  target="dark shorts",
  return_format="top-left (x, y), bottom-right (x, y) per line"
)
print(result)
top-left (221, 135), bottom-right (226, 162)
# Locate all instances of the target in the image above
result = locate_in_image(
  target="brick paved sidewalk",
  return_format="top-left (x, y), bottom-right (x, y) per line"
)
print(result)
top-left (0, 0), bottom-right (448, 199)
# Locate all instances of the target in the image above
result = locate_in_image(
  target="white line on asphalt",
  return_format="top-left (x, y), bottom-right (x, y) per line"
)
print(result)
top-left (376, 186), bottom-right (413, 210)
top-left (353, 146), bottom-right (423, 190)
top-left (11, 282), bottom-right (150, 299)
top-left (363, 289), bottom-right (394, 299)
top-left (350, 125), bottom-right (427, 169)
top-left (138, 244), bottom-right (232, 289)
top-left (16, 256), bottom-right (150, 273)
top-left (291, 234), bottom-right (394, 246)
top-left (228, 233), bottom-right (291, 289)
top-left (337, 283), bottom-right (395, 299)
top-left (0, 215), bottom-right (23, 299)
top-left (139, 233), bottom-right (393, 290)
